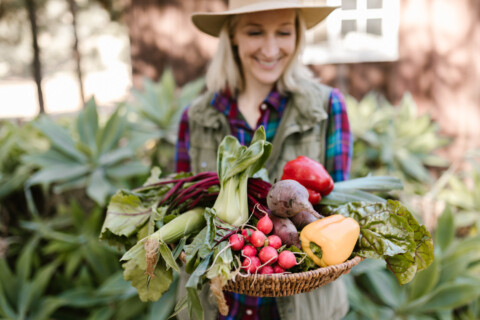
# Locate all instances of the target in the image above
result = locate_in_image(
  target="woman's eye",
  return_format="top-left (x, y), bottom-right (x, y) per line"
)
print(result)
top-left (278, 31), bottom-right (292, 36)
top-left (247, 31), bottom-right (262, 36)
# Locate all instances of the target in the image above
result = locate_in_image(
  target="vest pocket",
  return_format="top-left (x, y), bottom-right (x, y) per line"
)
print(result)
top-left (189, 145), bottom-right (218, 173)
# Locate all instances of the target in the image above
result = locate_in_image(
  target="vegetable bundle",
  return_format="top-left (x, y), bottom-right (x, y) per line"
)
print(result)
top-left (99, 126), bottom-right (434, 319)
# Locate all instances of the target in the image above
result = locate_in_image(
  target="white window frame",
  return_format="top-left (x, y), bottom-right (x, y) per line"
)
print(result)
top-left (303, 0), bottom-right (400, 65)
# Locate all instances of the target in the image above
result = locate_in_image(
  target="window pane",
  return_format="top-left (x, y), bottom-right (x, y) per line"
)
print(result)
top-left (367, 0), bottom-right (382, 9)
top-left (341, 20), bottom-right (357, 36)
top-left (366, 18), bottom-right (382, 36)
top-left (342, 0), bottom-right (356, 10)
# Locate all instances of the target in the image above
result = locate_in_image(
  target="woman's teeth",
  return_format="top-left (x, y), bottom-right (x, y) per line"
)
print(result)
top-left (257, 59), bottom-right (277, 67)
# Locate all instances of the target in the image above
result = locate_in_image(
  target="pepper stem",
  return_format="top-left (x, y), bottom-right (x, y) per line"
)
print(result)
top-left (309, 242), bottom-right (323, 260)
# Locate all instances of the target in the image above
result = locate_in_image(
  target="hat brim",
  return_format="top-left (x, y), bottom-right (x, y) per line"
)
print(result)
top-left (192, 4), bottom-right (338, 37)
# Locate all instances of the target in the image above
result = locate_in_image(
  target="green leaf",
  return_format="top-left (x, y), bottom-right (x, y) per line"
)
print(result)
top-left (86, 169), bottom-right (113, 206)
top-left (159, 242), bottom-right (180, 273)
top-left (32, 298), bottom-right (65, 320)
top-left (332, 176), bottom-right (404, 192)
top-left (435, 206), bottom-right (455, 253)
top-left (185, 252), bottom-right (212, 320)
top-left (16, 236), bottom-right (40, 282)
top-left (147, 274), bottom-right (179, 320)
top-left (27, 163), bottom-right (90, 186)
top-left (363, 269), bottom-right (404, 307)
top-left (0, 261), bottom-right (17, 319)
top-left (99, 148), bottom-right (135, 167)
top-left (105, 161), bottom-right (149, 179)
top-left (395, 149), bottom-right (433, 183)
top-left (97, 106), bottom-right (126, 154)
top-left (77, 98), bottom-right (99, 153)
top-left (169, 294), bottom-right (189, 319)
top-left (343, 274), bottom-right (395, 320)
top-left (321, 188), bottom-right (387, 206)
top-left (408, 257), bottom-right (440, 301)
top-left (33, 116), bottom-right (86, 162)
top-left (28, 262), bottom-right (58, 310)
top-left (400, 280), bottom-right (480, 313)
top-left (22, 148), bottom-right (81, 167)
top-left (123, 259), bottom-right (173, 302)
top-left (100, 190), bottom-right (152, 245)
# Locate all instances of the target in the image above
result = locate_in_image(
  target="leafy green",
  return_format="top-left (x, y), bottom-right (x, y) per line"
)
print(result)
top-left (213, 126), bottom-right (272, 226)
top-left (100, 190), bottom-right (156, 249)
top-left (322, 200), bottom-right (434, 284)
top-left (123, 259), bottom-right (173, 302)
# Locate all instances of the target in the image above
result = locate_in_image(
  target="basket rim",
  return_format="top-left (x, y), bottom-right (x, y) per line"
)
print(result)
top-left (228, 255), bottom-right (364, 282)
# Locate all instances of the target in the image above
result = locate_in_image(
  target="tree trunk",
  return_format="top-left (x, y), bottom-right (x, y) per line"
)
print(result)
top-left (126, 0), bottom-right (226, 88)
top-left (67, 0), bottom-right (85, 106)
top-left (25, 0), bottom-right (45, 114)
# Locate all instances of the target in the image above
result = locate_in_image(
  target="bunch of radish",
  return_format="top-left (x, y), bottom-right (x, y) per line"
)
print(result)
top-left (228, 214), bottom-right (298, 275)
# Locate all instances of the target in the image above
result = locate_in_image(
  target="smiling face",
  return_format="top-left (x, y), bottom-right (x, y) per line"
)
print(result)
top-left (232, 9), bottom-right (297, 91)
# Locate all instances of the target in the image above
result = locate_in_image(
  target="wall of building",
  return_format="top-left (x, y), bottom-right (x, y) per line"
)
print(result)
top-left (311, 0), bottom-right (480, 162)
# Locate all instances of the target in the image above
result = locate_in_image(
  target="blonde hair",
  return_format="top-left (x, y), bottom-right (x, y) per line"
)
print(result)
top-left (205, 10), bottom-right (314, 94)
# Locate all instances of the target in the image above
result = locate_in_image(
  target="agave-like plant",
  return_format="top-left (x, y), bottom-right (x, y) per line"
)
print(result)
top-left (436, 149), bottom-right (480, 233)
top-left (0, 120), bottom-right (47, 202)
top-left (347, 92), bottom-right (451, 194)
top-left (125, 69), bottom-right (205, 173)
top-left (23, 98), bottom-right (148, 211)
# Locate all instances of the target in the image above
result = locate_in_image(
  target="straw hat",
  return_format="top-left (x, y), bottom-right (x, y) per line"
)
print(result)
top-left (192, 0), bottom-right (338, 37)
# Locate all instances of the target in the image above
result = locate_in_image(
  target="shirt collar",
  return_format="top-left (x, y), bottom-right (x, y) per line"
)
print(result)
top-left (211, 87), bottom-right (287, 116)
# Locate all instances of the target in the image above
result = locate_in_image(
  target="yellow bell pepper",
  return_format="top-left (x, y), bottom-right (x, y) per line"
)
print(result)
top-left (300, 214), bottom-right (360, 267)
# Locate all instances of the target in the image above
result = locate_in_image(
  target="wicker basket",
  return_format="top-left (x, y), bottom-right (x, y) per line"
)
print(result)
top-left (223, 256), bottom-right (364, 297)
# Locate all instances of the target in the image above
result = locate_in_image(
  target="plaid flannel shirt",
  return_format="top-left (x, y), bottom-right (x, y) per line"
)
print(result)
top-left (174, 87), bottom-right (352, 320)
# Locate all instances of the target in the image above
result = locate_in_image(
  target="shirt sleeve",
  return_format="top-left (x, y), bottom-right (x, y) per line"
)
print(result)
top-left (324, 88), bottom-right (353, 182)
top-left (174, 107), bottom-right (191, 173)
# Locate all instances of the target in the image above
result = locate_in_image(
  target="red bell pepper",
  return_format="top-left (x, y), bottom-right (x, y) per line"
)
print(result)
top-left (306, 188), bottom-right (322, 205)
top-left (281, 156), bottom-right (334, 204)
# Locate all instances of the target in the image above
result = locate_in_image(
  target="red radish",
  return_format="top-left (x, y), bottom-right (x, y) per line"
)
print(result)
top-left (267, 235), bottom-right (282, 250)
top-left (258, 246), bottom-right (278, 265)
top-left (278, 251), bottom-right (297, 269)
top-left (257, 215), bottom-right (273, 234)
top-left (241, 229), bottom-right (253, 242)
top-left (273, 264), bottom-right (285, 274)
top-left (250, 230), bottom-right (266, 248)
top-left (259, 265), bottom-right (274, 275)
top-left (242, 256), bottom-right (261, 274)
top-left (241, 245), bottom-right (257, 257)
top-left (228, 234), bottom-right (245, 251)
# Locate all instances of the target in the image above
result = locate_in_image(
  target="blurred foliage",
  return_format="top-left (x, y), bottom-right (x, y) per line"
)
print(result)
top-left (0, 200), bottom-right (177, 319)
top-left (0, 120), bottom-right (47, 202)
top-left (436, 150), bottom-right (480, 233)
top-left (125, 69), bottom-right (205, 174)
top-left (23, 98), bottom-right (149, 209)
top-left (345, 206), bottom-right (480, 320)
top-left (347, 92), bottom-right (451, 194)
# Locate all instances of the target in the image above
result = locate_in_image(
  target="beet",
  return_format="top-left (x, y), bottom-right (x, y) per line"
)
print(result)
top-left (267, 180), bottom-right (322, 219)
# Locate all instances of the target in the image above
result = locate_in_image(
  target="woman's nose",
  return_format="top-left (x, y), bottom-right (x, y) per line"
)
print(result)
top-left (261, 34), bottom-right (280, 58)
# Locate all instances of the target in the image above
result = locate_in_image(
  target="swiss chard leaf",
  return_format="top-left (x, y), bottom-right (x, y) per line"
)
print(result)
top-left (322, 200), bottom-right (434, 285)
top-left (100, 190), bottom-right (154, 248)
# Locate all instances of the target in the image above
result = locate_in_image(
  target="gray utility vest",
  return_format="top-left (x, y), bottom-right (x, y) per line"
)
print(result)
top-left (177, 81), bottom-right (349, 320)
top-left (187, 80), bottom-right (332, 182)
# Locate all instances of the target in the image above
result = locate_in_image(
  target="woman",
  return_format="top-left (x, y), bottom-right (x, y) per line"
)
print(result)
top-left (175, 1), bottom-right (352, 319)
